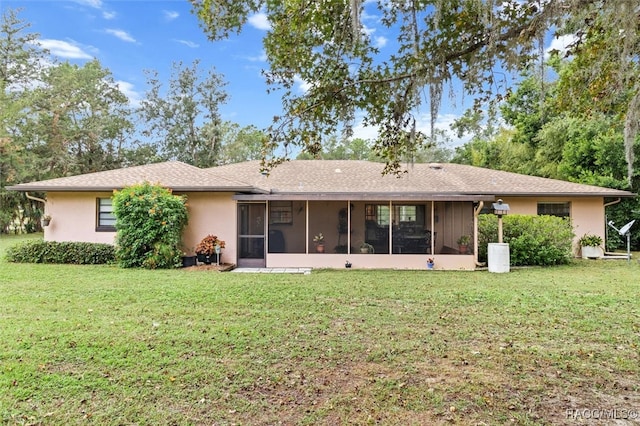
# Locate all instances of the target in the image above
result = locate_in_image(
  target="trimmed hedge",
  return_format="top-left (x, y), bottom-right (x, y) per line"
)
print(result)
top-left (478, 214), bottom-right (574, 266)
top-left (5, 240), bottom-right (116, 264)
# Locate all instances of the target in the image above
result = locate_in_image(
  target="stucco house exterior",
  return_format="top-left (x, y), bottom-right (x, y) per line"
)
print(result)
top-left (8, 160), bottom-right (635, 270)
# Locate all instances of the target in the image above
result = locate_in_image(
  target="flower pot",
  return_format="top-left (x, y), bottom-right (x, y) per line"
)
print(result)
top-left (316, 243), bottom-right (325, 253)
top-left (427, 262), bottom-right (434, 270)
top-left (41, 218), bottom-right (51, 227)
top-left (182, 255), bottom-right (197, 267)
top-left (458, 244), bottom-right (468, 254)
top-left (581, 245), bottom-right (602, 259)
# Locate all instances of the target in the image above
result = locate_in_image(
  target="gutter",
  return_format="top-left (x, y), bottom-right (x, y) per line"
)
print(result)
top-left (474, 201), bottom-right (484, 267)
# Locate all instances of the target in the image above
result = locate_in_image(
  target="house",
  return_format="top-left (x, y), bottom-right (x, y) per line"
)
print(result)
top-left (8, 160), bottom-right (635, 270)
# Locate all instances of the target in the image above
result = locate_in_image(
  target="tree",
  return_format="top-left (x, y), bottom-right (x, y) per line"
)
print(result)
top-left (138, 60), bottom-right (228, 168)
top-left (0, 8), bottom-right (49, 233)
top-left (191, 0), bottom-right (640, 175)
top-left (218, 122), bottom-right (266, 164)
top-left (25, 59), bottom-right (133, 178)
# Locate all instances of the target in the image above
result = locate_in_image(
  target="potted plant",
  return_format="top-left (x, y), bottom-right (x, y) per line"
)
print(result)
top-left (181, 247), bottom-right (197, 267)
top-left (457, 235), bottom-right (471, 254)
top-left (427, 257), bottom-right (434, 269)
top-left (359, 241), bottom-right (374, 253)
top-left (41, 215), bottom-right (51, 227)
top-left (578, 234), bottom-right (603, 259)
top-left (313, 233), bottom-right (325, 253)
top-left (195, 234), bottom-right (226, 264)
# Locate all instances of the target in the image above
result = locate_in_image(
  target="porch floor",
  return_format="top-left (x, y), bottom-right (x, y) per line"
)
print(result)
top-left (231, 267), bottom-right (312, 274)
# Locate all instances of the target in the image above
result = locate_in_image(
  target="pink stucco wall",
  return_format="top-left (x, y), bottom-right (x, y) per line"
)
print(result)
top-left (176, 192), bottom-right (237, 262)
top-left (44, 192), bottom-right (116, 244)
top-left (498, 196), bottom-right (606, 254)
top-left (44, 191), bottom-right (239, 263)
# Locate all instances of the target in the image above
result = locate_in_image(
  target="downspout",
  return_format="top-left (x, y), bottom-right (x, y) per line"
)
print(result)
top-left (25, 192), bottom-right (47, 205)
top-left (604, 198), bottom-right (621, 208)
top-left (473, 201), bottom-right (484, 267)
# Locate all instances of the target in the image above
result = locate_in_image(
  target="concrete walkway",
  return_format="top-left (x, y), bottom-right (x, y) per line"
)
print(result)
top-left (231, 267), bottom-right (312, 274)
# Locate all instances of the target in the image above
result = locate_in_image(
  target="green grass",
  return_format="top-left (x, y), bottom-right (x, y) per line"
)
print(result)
top-left (1, 234), bottom-right (639, 425)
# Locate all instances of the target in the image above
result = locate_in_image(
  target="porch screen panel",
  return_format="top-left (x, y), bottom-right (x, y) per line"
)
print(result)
top-left (433, 201), bottom-right (474, 255)
top-left (364, 203), bottom-right (390, 254)
top-left (308, 201), bottom-right (351, 253)
top-left (268, 200), bottom-right (306, 253)
top-left (391, 203), bottom-right (430, 254)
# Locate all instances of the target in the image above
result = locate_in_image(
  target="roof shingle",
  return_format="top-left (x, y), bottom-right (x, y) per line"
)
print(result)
top-left (8, 160), bottom-right (635, 198)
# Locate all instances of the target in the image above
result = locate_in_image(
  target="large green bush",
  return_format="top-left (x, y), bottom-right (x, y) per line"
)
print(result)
top-left (478, 214), bottom-right (574, 266)
top-left (113, 182), bottom-right (188, 269)
top-left (5, 240), bottom-right (115, 264)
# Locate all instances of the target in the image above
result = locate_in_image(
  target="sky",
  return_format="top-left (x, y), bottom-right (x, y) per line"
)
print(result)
top-left (2, 0), bottom-right (575, 148)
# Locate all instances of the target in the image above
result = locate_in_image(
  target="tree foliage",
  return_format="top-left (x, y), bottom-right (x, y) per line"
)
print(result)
top-left (26, 59), bottom-right (133, 178)
top-left (191, 0), bottom-right (639, 175)
top-left (0, 8), bottom-right (49, 233)
top-left (138, 60), bottom-right (228, 168)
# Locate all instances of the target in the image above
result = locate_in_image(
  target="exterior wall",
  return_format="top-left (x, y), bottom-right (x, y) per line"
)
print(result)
top-left (266, 253), bottom-right (477, 270)
top-left (499, 196), bottom-right (606, 254)
top-left (175, 192), bottom-right (238, 263)
top-left (44, 192), bottom-right (117, 244)
top-left (44, 191), bottom-right (608, 269)
top-left (44, 191), bottom-right (239, 264)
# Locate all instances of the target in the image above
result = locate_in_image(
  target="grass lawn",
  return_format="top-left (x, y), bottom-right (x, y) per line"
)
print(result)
top-left (1, 234), bottom-right (639, 425)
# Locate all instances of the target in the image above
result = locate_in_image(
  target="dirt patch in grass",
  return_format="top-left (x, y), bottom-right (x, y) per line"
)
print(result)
top-left (181, 263), bottom-right (236, 272)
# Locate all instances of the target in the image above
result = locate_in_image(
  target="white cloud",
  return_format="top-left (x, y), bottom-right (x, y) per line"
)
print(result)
top-left (174, 39), bottom-right (199, 49)
top-left (73, 0), bottom-right (102, 8)
top-left (102, 11), bottom-right (116, 20)
top-left (163, 10), bottom-right (179, 21)
top-left (351, 111), bottom-right (470, 147)
top-left (546, 34), bottom-right (578, 59)
top-left (116, 80), bottom-right (142, 108)
top-left (294, 75), bottom-right (312, 94)
top-left (37, 39), bottom-right (93, 59)
top-left (373, 36), bottom-right (387, 49)
top-left (105, 29), bottom-right (136, 43)
top-left (246, 51), bottom-right (268, 62)
top-left (248, 13), bottom-right (271, 30)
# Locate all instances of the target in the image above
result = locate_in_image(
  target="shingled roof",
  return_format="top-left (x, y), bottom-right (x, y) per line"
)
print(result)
top-left (8, 160), bottom-right (635, 199)
top-left (7, 161), bottom-right (259, 193)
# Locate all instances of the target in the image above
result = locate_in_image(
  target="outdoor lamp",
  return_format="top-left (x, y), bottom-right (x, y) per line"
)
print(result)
top-left (492, 199), bottom-right (510, 243)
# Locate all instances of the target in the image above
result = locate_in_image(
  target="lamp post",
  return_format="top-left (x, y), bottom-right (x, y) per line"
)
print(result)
top-left (492, 199), bottom-right (510, 243)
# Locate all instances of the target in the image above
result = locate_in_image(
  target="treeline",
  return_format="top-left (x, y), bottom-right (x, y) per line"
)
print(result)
top-left (0, 8), bottom-right (265, 233)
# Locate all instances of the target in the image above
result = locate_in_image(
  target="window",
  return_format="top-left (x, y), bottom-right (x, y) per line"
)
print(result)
top-left (269, 201), bottom-right (293, 224)
top-left (365, 204), bottom-right (389, 226)
top-left (537, 202), bottom-right (570, 218)
top-left (97, 198), bottom-right (116, 231)
top-left (395, 205), bottom-right (417, 223)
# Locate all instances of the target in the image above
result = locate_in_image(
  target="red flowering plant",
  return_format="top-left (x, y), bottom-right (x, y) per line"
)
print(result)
top-left (195, 234), bottom-right (226, 256)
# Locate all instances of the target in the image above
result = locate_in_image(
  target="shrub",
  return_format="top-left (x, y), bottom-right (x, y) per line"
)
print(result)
top-left (112, 182), bottom-right (188, 269)
top-left (478, 214), bottom-right (574, 266)
top-left (5, 240), bottom-right (115, 264)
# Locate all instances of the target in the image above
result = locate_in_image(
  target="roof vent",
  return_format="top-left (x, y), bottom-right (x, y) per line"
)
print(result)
top-left (428, 163), bottom-right (443, 170)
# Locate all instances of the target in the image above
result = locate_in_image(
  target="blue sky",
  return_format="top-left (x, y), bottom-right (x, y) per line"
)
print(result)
top-left (3, 1), bottom-right (574, 147)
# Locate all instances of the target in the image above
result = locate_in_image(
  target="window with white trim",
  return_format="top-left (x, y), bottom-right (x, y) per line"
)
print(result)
top-left (97, 198), bottom-right (116, 231)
